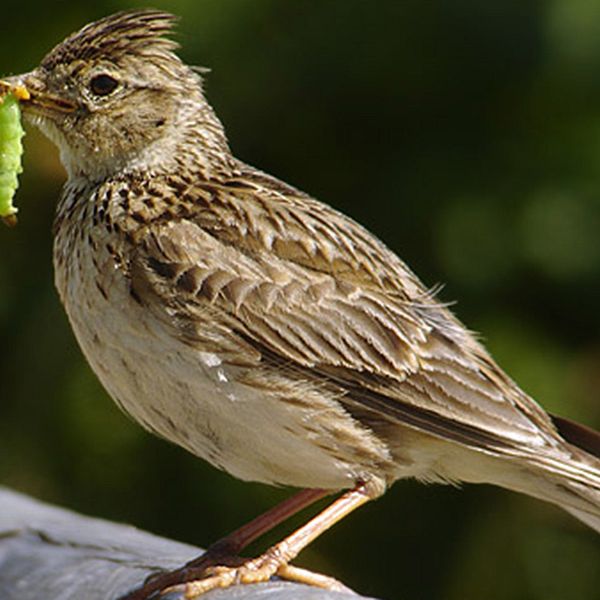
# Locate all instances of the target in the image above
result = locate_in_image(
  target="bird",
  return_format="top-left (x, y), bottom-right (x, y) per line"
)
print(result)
top-left (2, 9), bottom-right (600, 598)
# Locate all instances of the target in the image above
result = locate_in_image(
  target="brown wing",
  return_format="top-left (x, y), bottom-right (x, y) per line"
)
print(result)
top-left (127, 169), bottom-right (561, 455)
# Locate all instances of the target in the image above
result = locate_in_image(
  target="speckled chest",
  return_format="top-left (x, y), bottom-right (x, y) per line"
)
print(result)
top-left (53, 181), bottom-right (247, 466)
top-left (54, 181), bottom-right (127, 310)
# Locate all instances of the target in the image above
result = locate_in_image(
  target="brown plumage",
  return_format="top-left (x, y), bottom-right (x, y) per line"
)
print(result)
top-left (2, 9), bottom-right (600, 597)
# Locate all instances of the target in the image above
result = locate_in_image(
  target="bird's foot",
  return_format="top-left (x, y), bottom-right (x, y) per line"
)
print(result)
top-left (122, 552), bottom-right (352, 599)
top-left (163, 554), bottom-right (354, 598)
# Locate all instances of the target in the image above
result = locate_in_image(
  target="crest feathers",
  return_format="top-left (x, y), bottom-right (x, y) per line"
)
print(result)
top-left (41, 10), bottom-right (179, 69)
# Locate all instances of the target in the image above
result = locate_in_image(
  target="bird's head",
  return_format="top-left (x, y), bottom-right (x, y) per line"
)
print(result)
top-left (0, 10), bottom-right (228, 180)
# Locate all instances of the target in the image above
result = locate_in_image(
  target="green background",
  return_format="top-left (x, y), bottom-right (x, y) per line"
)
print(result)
top-left (1, 1), bottom-right (600, 599)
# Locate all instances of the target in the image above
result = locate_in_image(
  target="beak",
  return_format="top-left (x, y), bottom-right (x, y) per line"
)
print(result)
top-left (0, 72), bottom-right (76, 114)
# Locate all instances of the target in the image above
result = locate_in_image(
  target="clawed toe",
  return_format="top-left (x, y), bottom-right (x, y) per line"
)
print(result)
top-left (162, 559), bottom-right (353, 599)
top-left (166, 556), bottom-right (280, 597)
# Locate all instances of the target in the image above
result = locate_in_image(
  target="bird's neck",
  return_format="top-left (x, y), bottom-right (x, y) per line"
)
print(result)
top-left (123, 102), bottom-right (236, 181)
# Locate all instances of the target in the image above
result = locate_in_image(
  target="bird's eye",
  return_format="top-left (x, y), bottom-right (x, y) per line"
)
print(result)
top-left (89, 74), bottom-right (119, 97)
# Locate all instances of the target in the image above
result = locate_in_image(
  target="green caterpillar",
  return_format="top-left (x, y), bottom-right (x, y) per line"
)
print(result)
top-left (0, 92), bottom-right (26, 226)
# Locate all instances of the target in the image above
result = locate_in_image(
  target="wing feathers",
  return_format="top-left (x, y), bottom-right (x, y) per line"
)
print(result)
top-left (132, 211), bottom-right (559, 455)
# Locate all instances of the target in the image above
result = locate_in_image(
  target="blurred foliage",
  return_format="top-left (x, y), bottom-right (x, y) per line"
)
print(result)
top-left (1, 1), bottom-right (599, 599)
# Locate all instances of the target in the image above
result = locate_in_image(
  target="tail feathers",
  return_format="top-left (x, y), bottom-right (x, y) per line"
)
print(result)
top-left (518, 415), bottom-right (600, 533)
top-left (563, 507), bottom-right (600, 534)
top-left (554, 477), bottom-right (600, 534)
top-left (507, 462), bottom-right (600, 533)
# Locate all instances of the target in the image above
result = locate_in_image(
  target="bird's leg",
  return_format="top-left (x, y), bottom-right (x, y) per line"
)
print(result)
top-left (169, 482), bottom-right (375, 598)
top-left (195, 487), bottom-right (330, 562)
top-left (121, 487), bottom-right (328, 600)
